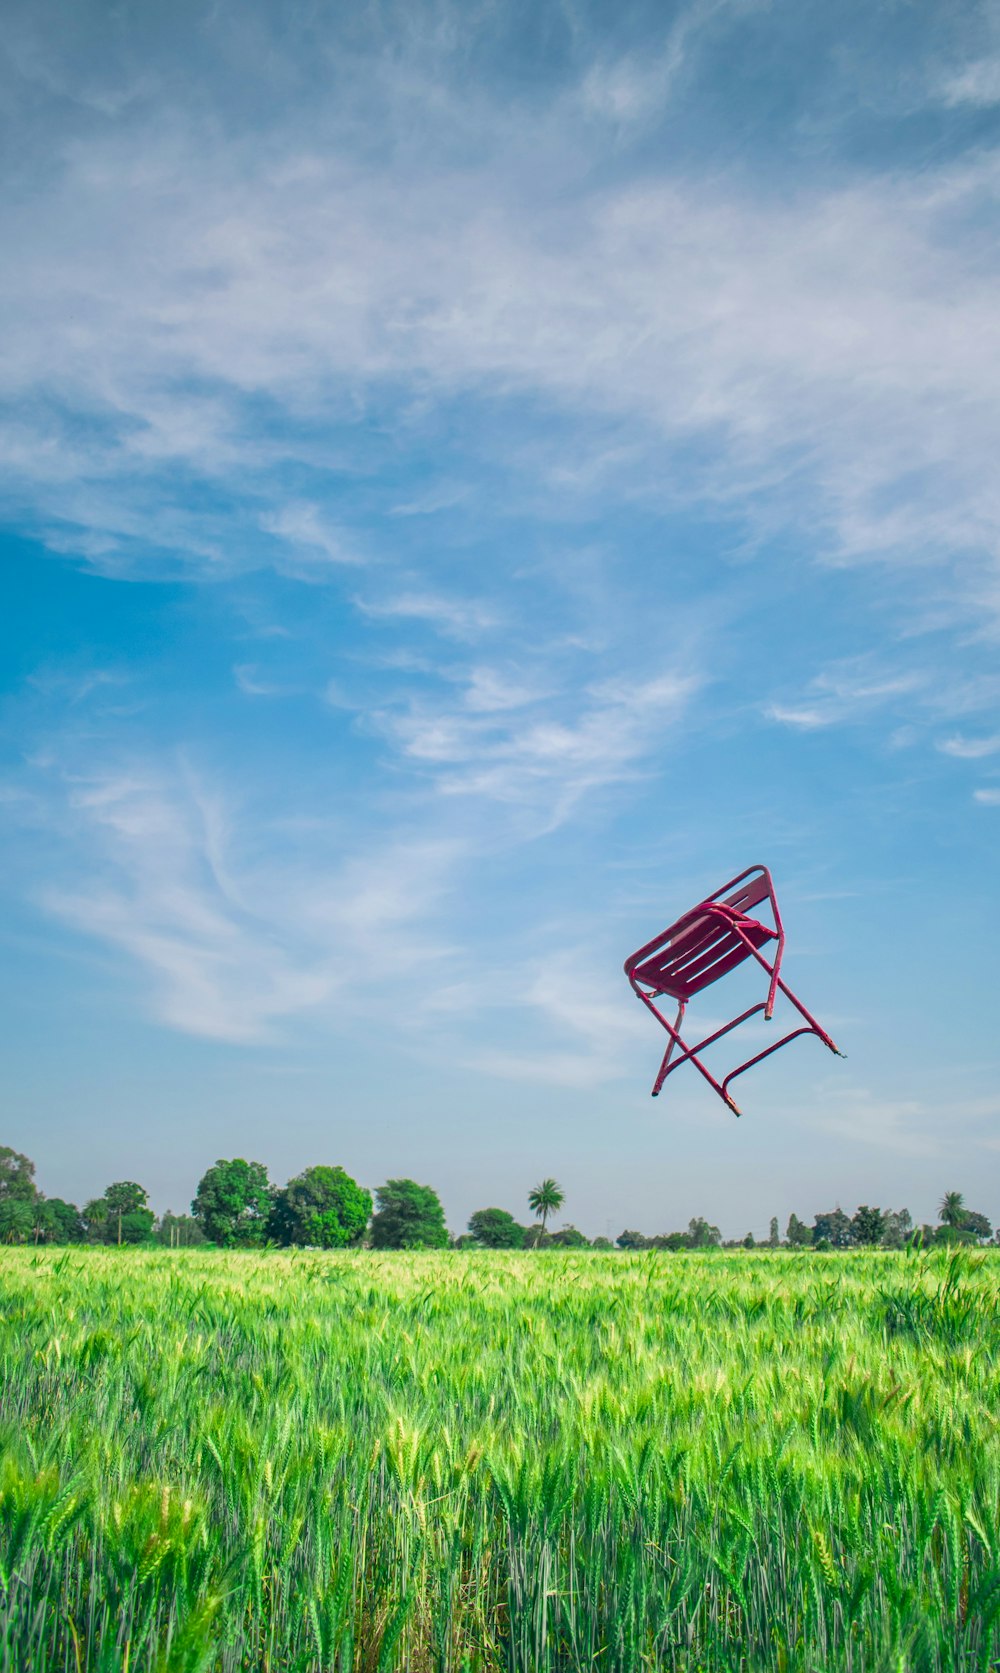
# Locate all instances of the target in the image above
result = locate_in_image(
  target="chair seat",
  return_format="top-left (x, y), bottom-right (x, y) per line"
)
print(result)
top-left (629, 902), bottom-right (777, 1000)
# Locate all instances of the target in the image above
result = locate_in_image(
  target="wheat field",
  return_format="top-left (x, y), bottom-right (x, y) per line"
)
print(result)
top-left (1, 1246), bottom-right (998, 1671)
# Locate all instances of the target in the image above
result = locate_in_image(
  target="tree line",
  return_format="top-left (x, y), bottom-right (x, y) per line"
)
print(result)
top-left (0, 1145), bottom-right (994, 1251)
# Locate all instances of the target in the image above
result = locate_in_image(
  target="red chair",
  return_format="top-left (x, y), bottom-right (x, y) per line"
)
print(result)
top-left (624, 865), bottom-right (843, 1114)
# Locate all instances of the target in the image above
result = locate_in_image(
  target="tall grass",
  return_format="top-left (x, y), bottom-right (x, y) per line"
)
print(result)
top-left (0, 1247), bottom-right (998, 1671)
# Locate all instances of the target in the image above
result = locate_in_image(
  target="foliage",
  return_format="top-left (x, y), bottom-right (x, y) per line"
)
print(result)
top-left (961, 1209), bottom-right (993, 1240)
top-left (615, 1228), bottom-right (648, 1250)
top-left (192, 1158), bottom-right (272, 1247)
top-left (269, 1165), bottom-right (372, 1248)
top-left (370, 1178), bottom-right (449, 1249)
top-left (527, 1178), bottom-right (564, 1234)
top-left (0, 1197), bottom-right (35, 1243)
top-left (2, 1247), bottom-right (1000, 1671)
top-left (786, 1213), bottom-right (812, 1247)
top-left (82, 1197), bottom-right (109, 1240)
top-left (117, 1209), bottom-right (156, 1244)
top-left (155, 1212), bottom-right (206, 1248)
top-left (813, 1207), bottom-right (854, 1248)
top-left (851, 1204), bottom-right (886, 1246)
top-left (467, 1208), bottom-right (526, 1249)
top-left (548, 1223), bottom-right (590, 1248)
top-left (939, 1189), bottom-right (966, 1227)
top-left (101, 1182), bottom-right (151, 1246)
top-left (881, 1208), bottom-right (913, 1249)
top-left (687, 1215), bottom-right (722, 1248)
top-left (937, 1192), bottom-right (992, 1244)
top-left (0, 1144), bottom-right (37, 1202)
top-left (34, 1198), bottom-right (85, 1243)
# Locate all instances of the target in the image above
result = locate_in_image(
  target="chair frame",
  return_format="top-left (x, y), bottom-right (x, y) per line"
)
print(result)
top-left (624, 865), bottom-right (842, 1115)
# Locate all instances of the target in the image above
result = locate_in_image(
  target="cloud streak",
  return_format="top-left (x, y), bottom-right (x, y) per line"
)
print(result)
top-left (38, 760), bottom-right (462, 1042)
top-left (1, 46), bottom-right (999, 621)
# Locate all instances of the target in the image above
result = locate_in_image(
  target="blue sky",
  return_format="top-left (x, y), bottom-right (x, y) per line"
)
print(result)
top-left (2, 0), bottom-right (1000, 1239)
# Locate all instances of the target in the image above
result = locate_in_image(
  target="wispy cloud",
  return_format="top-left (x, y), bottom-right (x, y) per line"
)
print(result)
top-left (354, 593), bottom-right (500, 640)
top-left (260, 503), bottom-right (363, 570)
top-left (2, 54), bottom-right (1000, 622)
top-left (939, 54), bottom-right (1000, 109)
top-left (939, 733), bottom-right (1000, 759)
top-left (37, 759), bottom-right (462, 1042)
top-left (765, 659), bottom-right (925, 731)
top-left (367, 668), bottom-right (699, 827)
top-left (973, 787), bottom-right (1000, 806)
top-left (454, 947), bottom-right (650, 1089)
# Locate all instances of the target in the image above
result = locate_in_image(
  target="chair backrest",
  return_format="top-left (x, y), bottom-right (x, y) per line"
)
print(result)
top-left (720, 872), bottom-right (772, 916)
top-left (624, 866), bottom-right (780, 987)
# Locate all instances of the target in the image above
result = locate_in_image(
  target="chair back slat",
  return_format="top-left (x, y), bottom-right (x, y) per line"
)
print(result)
top-left (722, 875), bottom-right (771, 914)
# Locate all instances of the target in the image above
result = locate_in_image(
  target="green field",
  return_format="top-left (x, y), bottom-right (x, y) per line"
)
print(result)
top-left (1, 1248), bottom-right (999, 1672)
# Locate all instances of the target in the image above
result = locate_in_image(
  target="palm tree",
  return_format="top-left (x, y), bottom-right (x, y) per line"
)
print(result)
top-left (939, 1191), bottom-right (966, 1228)
top-left (527, 1179), bottom-right (565, 1240)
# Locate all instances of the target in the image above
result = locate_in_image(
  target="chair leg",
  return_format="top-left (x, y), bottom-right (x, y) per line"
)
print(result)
top-left (635, 987), bottom-right (749, 1113)
top-left (771, 975), bottom-right (843, 1055)
top-left (726, 928), bottom-right (839, 1052)
top-left (651, 1000), bottom-right (686, 1096)
top-left (720, 1022), bottom-right (841, 1105)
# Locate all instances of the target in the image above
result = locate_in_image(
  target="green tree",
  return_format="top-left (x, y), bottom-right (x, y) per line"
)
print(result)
top-left (591, 1236), bottom-right (614, 1251)
top-left (939, 1190), bottom-right (965, 1228)
top-left (961, 1209), bottom-right (993, 1242)
top-left (466, 1208), bottom-right (525, 1249)
top-left (82, 1198), bottom-right (110, 1242)
top-left (270, 1165), bottom-right (371, 1248)
top-left (192, 1159), bottom-right (272, 1247)
top-left (651, 1230), bottom-right (693, 1251)
top-left (688, 1216), bottom-right (722, 1249)
top-left (786, 1213), bottom-right (813, 1247)
top-left (768, 1216), bottom-right (779, 1248)
top-left (33, 1199), bottom-right (85, 1244)
top-left (370, 1179), bottom-right (449, 1250)
top-left (0, 1199), bottom-right (34, 1243)
top-left (881, 1208), bottom-right (913, 1249)
top-left (0, 1146), bottom-right (37, 1203)
top-left (104, 1182), bottom-right (149, 1247)
top-left (549, 1224), bottom-right (590, 1248)
top-left (852, 1204), bottom-right (886, 1246)
top-left (155, 1212), bottom-right (206, 1248)
top-left (616, 1229), bottom-right (649, 1249)
top-left (118, 1209), bottom-right (155, 1245)
top-left (813, 1207), bottom-right (854, 1248)
top-left (743, 1232), bottom-right (756, 1249)
top-left (527, 1179), bottom-right (565, 1238)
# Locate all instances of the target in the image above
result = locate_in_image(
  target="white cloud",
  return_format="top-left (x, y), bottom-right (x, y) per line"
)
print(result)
top-left (2, 86), bottom-right (1000, 614)
top-left (457, 947), bottom-right (651, 1089)
top-left (939, 733), bottom-right (1000, 759)
top-left (39, 759), bottom-right (462, 1042)
top-left (939, 55), bottom-right (1000, 108)
top-left (461, 666), bottom-right (545, 713)
top-left (765, 658), bottom-right (926, 731)
top-left (369, 668), bottom-right (698, 826)
top-left (233, 665), bottom-right (295, 698)
top-left (973, 787), bottom-right (1000, 805)
top-left (353, 593), bottom-right (500, 639)
top-left (259, 503), bottom-right (362, 568)
top-left (764, 703), bottom-right (839, 731)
